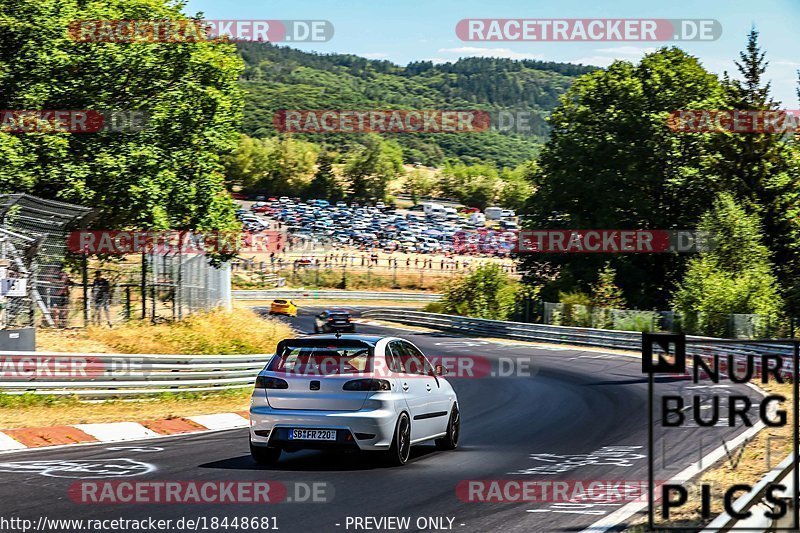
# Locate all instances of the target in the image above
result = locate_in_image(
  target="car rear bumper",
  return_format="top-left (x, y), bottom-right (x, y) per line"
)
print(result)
top-left (249, 402), bottom-right (397, 451)
top-left (321, 324), bottom-right (355, 332)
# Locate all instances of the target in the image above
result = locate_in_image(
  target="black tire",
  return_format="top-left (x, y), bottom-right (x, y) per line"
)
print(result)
top-left (385, 413), bottom-right (411, 466)
top-left (435, 405), bottom-right (460, 451)
top-left (250, 441), bottom-right (281, 466)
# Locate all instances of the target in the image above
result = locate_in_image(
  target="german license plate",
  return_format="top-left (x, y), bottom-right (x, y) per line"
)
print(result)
top-left (290, 429), bottom-right (336, 440)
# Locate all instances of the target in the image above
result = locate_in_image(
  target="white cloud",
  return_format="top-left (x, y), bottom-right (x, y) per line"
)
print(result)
top-left (419, 57), bottom-right (450, 64)
top-left (360, 52), bottom-right (389, 59)
top-left (437, 47), bottom-right (544, 60)
top-left (594, 46), bottom-right (657, 56)
top-left (567, 56), bottom-right (618, 67)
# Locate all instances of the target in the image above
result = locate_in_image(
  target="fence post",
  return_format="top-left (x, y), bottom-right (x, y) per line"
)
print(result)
top-left (176, 244), bottom-right (183, 320)
top-left (82, 254), bottom-right (89, 327)
top-left (124, 285), bottom-right (131, 321)
top-left (150, 285), bottom-right (156, 324)
top-left (141, 251), bottom-right (147, 320)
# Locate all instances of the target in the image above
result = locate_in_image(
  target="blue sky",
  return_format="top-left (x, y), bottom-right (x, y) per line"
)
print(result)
top-left (186, 0), bottom-right (800, 106)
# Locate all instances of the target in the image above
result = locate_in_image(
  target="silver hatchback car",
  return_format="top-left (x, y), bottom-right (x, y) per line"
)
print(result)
top-left (249, 335), bottom-right (460, 466)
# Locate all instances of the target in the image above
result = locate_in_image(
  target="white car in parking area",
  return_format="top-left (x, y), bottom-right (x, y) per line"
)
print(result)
top-left (249, 335), bottom-right (460, 466)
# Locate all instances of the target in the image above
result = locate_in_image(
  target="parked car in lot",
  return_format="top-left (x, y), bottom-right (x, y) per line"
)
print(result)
top-left (269, 299), bottom-right (297, 317)
top-left (249, 196), bottom-right (514, 257)
top-left (314, 309), bottom-right (356, 333)
top-left (249, 335), bottom-right (460, 466)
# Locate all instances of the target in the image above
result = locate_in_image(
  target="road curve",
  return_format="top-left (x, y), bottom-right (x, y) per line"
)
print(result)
top-left (0, 309), bottom-right (761, 533)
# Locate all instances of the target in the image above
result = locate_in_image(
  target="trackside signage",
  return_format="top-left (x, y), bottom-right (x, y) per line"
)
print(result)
top-left (642, 333), bottom-right (799, 530)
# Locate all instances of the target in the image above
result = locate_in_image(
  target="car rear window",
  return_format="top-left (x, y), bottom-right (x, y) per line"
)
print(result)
top-left (268, 344), bottom-right (372, 375)
top-left (273, 299), bottom-right (287, 304)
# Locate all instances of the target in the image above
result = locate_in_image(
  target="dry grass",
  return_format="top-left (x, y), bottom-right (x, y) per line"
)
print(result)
top-left (0, 390), bottom-right (251, 429)
top-left (234, 299), bottom-right (429, 309)
top-left (37, 308), bottom-right (292, 355)
top-left (1, 309), bottom-right (293, 429)
top-left (625, 380), bottom-right (794, 531)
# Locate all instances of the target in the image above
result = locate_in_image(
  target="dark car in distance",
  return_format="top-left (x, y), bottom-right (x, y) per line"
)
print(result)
top-left (314, 309), bottom-right (356, 334)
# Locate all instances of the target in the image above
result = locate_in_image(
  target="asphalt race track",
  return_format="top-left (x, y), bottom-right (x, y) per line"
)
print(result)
top-left (0, 308), bottom-right (765, 533)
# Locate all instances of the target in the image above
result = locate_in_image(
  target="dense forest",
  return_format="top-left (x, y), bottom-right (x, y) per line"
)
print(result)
top-left (235, 43), bottom-right (596, 166)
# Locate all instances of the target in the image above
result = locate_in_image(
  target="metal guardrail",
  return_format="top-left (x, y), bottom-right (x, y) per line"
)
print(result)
top-left (360, 309), bottom-right (797, 532)
top-left (702, 453), bottom-right (796, 531)
top-left (359, 310), bottom-right (796, 361)
top-left (0, 351), bottom-right (272, 398)
top-left (234, 290), bottom-right (442, 302)
top-left (1, 307), bottom-right (792, 528)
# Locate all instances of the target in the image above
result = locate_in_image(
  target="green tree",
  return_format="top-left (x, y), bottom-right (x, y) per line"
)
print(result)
top-left (520, 48), bottom-right (727, 307)
top-left (498, 165), bottom-right (536, 211)
top-left (441, 263), bottom-right (519, 320)
top-left (591, 263), bottom-right (625, 309)
top-left (403, 168), bottom-right (437, 204)
top-left (0, 0), bottom-right (245, 232)
top-left (712, 28), bottom-right (800, 310)
top-left (673, 193), bottom-right (783, 336)
top-left (343, 134), bottom-right (404, 202)
top-left (439, 162), bottom-right (501, 209)
top-left (246, 137), bottom-right (318, 196)
top-left (224, 134), bottom-right (274, 189)
top-left (308, 149), bottom-right (344, 201)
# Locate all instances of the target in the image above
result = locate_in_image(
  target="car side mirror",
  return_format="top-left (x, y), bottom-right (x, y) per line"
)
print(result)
top-left (435, 364), bottom-right (447, 376)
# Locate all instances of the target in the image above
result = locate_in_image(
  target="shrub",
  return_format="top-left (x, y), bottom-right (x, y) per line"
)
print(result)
top-left (441, 263), bottom-right (519, 320)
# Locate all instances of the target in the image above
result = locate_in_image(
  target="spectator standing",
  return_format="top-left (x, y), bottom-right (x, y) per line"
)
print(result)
top-left (91, 271), bottom-right (112, 327)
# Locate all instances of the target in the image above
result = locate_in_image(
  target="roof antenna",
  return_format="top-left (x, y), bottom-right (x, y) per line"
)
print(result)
top-left (335, 330), bottom-right (341, 339)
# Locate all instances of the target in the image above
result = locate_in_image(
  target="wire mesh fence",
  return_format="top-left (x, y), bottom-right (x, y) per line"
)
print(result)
top-left (0, 194), bottom-right (93, 328)
top-left (533, 300), bottom-right (790, 339)
top-left (58, 252), bottom-right (232, 328)
top-left (0, 194), bottom-right (231, 329)
top-left (231, 253), bottom-right (518, 291)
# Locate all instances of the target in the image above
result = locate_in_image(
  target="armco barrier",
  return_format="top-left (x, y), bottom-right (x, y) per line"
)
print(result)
top-left (0, 351), bottom-right (272, 398)
top-left (701, 453), bottom-right (795, 532)
top-left (359, 309), bottom-right (797, 533)
top-left (234, 290), bottom-right (441, 301)
top-left (360, 309), bottom-right (796, 360)
top-left (2, 308), bottom-right (794, 529)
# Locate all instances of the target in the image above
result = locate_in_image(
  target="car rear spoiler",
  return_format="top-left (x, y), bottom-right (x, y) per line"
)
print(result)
top-left (276, 338), bottom-right (375, 351)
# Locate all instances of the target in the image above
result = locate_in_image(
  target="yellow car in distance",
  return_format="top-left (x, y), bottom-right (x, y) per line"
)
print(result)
top-left (269, 299), bottom-right (298, 317)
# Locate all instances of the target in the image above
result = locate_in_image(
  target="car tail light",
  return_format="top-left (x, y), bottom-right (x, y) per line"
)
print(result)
top-left (255, 376), bottom-right (289, 389)
top-left (342, 379), bottom-right (391, 391)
